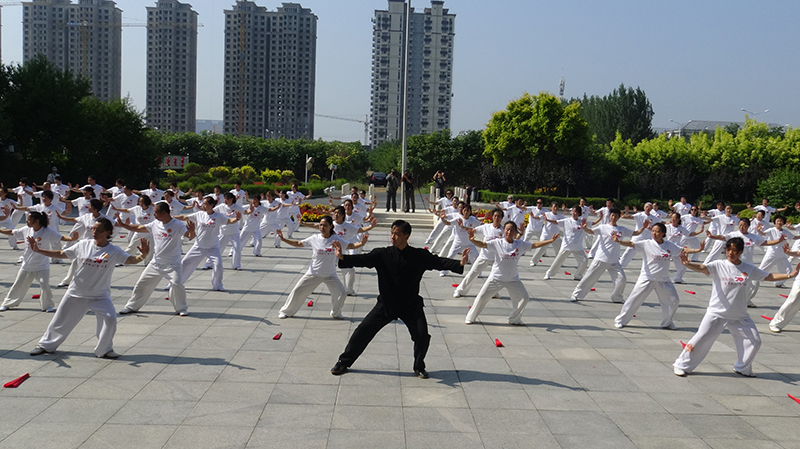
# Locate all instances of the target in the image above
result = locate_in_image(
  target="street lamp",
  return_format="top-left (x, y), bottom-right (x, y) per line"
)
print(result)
top-left (741, 108), bottom-right (769, 120)
top-left (669, 119), bottom-right (686, 139)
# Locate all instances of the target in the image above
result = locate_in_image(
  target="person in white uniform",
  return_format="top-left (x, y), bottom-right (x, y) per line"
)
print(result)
top-left (55, 199), bottom-right (114, 287)
top-left (423, 189), bottom-right (454, 245)
top-left (768, 244), bottom-right (800, 332)
top-left (747, 198), bottom-right (787, 223)
top-left (703, 205), bottom-right (740, 264)
top-left (133, 181), bottom-right (165, 205)
top-left (213, 192), bottom-right (246, 270)
top-left (673, 237), bottom-right (799, 377)
top-left (612, 222), bottom-right (683, 330)
top-left (28, 217), bottom-right (149, 359)
top-left (619, 202), bottom-right (661, 267)
top-left (453, 208), bottom-right (505, 298)
top-left (287, 183), bottom-right (312, 234)
top-left (240, 195), bottom-right (269, 257)
top-left (230, 182), bottom-right (248, 206)
top-left (276, 216), bottom-right (367, 319)
top-left (257, 191), bottom-right (283, 247)
top-left (530, 202), bottom-right (563, 266)
top-left (464, 222), bottom-right (559, 325)
top-left (587, 198), bottom-right (615, 259)
top-left (522, 198), bottom-right (545, 246)
top-left (669, 196), bottom-right (692, 216)
top-left (8, 178), bottom-right (35, 249)
top-left (113, 195), bottom-right (156, 265)
top-left (680, 205), bottom-right (709, 261)
top-left (751, 215), bottom-right (797, 296)
top-left (571, 207), bottom-right (645, 303)
top-left (543, 205), bottom-right (589, 281)
top-left (438, 202), bottom-right (481, 276)
top-left (429, 197), bottom-right (462, 255)
top-left (0, 211), bottom-right (70, 311)
top-left (666, 211), bottom-right (705, 284)
top-left (115, 202), bottom-right (195, 316)
top-left (176, 196), bottom-right (239, 292)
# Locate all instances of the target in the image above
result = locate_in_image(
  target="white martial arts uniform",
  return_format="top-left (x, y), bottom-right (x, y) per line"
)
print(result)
top-left (287, 191), bottom-right (306, 233)
top-left (124, 206), bottom-right (156, 265)
top-left (213, 203), bottom-right (245, 269)
top-left (333, 220), bottom-right (363, 296)
top-left (181, 211), bottom-right (227, 290)
top-left (753, 204), bottom-right (776, 223)
top-left (240, 205), bottom-right (268, 256)
top-left (587, 206), bottom-right (612, 259)
top-left (673, 202), bottom-right (692, 216)
top-left (667, 223), bottom-right (692, 283)
top-left (37, 239), bottom-right (130, 357)
top-left (620, 211), bottom-right (661, 267)
top-left (770, 273), bottom-right (800, 331)
top-left (531, 211), bottom-right (563, 265)
top-left (440, 215), bottom-right (481, 275)
top-left (454, 223), bottom-right (503, 296)
top-left (465, 238), bottom-right (532, 325)
top-left (680, 214), bottom-right (704, 261)
top-left (2, 226), bottom-right (62, 310)
top-left (424, 196), bottom-right (453, 245)
top-left (230, 188), bottom-right (247, 206)
top-left (615, 239), bottom-right (682, 328)
top-left (8, 186), bottom-right (33, 248)
top-left (258, 198), bottom-right (282, 246)
top-left (751, 227), bottom-right (794, 296)
top-left (140, 188), bottom-right (165, 204)
top-left (674, 260), bottom-right (769, 376)
top-left (121, 218), bottom-right (188, 314)
top-left (60, 213), bottom-right (115, 286)
top-left (571, 224), bottom-right (633, 303)
top-left (703, 214), bottom-right (740, 264)
top-left (522, 206), bottom-right (544, 243)
top-left (545, 216), bottom-right (588, 280)
top-left (430, 206), bottom-right (458, 255)
top-left (278, 234), bottom-right (347, 318)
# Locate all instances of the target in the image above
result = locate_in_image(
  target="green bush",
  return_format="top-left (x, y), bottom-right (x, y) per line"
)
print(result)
top-left (184, 162), bottom-right (204, 175)
top-left (756, 168), bottom-right (800, 208)
top-left (208, 166), bottom-right (231, 183)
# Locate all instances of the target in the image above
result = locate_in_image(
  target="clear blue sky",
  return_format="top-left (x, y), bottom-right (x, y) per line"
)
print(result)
top-left (2, 0), bottom-right (797, 141)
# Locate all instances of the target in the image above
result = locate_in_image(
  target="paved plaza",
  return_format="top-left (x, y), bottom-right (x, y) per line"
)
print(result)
top-left (2, 217), bottom-right (800, 448)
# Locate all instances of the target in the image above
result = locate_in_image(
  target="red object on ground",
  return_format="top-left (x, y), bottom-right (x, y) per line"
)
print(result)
top-left (4, 373), bottom-right (30, 388)
top-left (789, 394), bottom-right (800, 405)
top-left (761, 315), bottom-right (773, 320)
top-left (452, 284), bottom-right (459, 288)
top-left (468, 306), bottom-right (471, 309)
top-left (119, 236), bottom-right (125, 238)
top-left (684, 290), bottom-right (696, 295)
top-left (680, 340), bottom-right (686, 348)
top-left (539, 260), bottom-right (542, 263)
top-left (494, 339), bottom-right (503, 348)
top-left (590, 288), bottom-right (596, 291)
top-left (307, 300), bottom-right (313, 307)
top-left (164, 297), bottom-right (169, 300)
top-left (780, 294), bottom-right (789, 298)
top-left (564, 271), bottom-right (571, 276)
top-left (32, 294), bottom-right (40, 299)
top-left (424, 247), bottom-right (429, 250)
top-left (273, 332), bottom-right (282, 340)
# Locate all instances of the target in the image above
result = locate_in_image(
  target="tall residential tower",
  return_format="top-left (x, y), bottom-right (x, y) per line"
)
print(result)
top-left (146, 0), bottom-right (198, 133)
top-left (22, 0), bottom-right (122, 102)
top-left (222, 1), bottom-right (317, 139)
top-left (370, 0), bottom-right (455, 146)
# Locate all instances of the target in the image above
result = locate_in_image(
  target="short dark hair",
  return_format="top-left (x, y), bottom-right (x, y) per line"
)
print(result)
top-left (775, 215), bottom-right (786, 223)
top-left (491, 208), bottom-right (504, 218)
top-left (154, 202), bottom-right (170, 214)
top-left (609, 207), bottom-right (621, 216)
top-left (652, 222), bottom-right (667, 234)
top-left (29, 211), bottom-right (48, 228)
top-left (203, 196), bottom-right (217, 207)
top-left (739, 217), bottom-right (750, 226)
top-left (504, 221), bottom-right (518, 234)
top-left (223, 192), bottom-right (236, 201)
top-left (726, 237), bottom-right (744, 252)
top-left (89, 199), bottom-right (104, 211)
top-left (573, 204), bottom-right (582, 216)
top-left (141, 195), bottom-right (152, 207)
top-left (333, 205), bottom-right (346, 216)
top-left (41, 190), bottom-right (54, 200)
top-left (391, 219), bottom-right (412, 235)
top-left (95, 217), bottom-right (114, 236)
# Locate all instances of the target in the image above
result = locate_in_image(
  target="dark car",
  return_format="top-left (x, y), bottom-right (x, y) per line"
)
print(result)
top-left (368, 172), bottom-right (387, 187)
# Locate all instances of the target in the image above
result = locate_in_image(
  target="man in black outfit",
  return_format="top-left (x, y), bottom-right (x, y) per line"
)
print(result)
top-left (331, 220), bottom-right (468, 378)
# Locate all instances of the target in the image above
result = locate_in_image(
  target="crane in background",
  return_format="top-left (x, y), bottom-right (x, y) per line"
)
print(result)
top-left (315, 113), bottom-right (370, 147)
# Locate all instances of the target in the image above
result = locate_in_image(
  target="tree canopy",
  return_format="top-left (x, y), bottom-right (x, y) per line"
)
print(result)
top-left (572, 83), bottom-right (656, 146)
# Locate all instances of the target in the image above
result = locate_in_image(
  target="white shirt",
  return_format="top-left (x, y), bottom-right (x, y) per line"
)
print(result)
top-left (763, 227), bottom-right (793, 258)
top-left (706, 260), bottom-right (768, 320)
top-left (63, 240), bottom-right (130, 298)
top-left (473, 223), bottom-right (503, 260)
top-left (754, 205), bottom-right (776, 222)
top-left (712, 214), bottom-right (739, 237)
top-left (631, 211), bottom-right (659, 242)
top-left (486, 238), bottom-right (529, 282)
top-left (436, 197), bottom-right (453, 210)
top-left (15, 226), bottom-right (62, 272)
top-left (596, 206), bottom-right (611, 225)
top-left (111, 192), bottom-right (139, 213)
top-left (748, 218), bottom-right (770, 234)
top-left (557, 217), bottom-right (586, 252)
top-left (723, 231), bottom-right (765, 264)
top-left (651, 209), bottom-right (668, 219)
top-left (165, 199), bottom-right (184, 216)
top-left (452, 215), bottom-right (482, 245)
top-left (186, 197), bottom-right (204, 212)
top-left (188, 211), bottom-right (226, 249)
top-left (74, 213), bottom-right (114, 240)
top-left (526, 206), bottom-right (544, 231)
top-left (636, 239), bottom-right (682, 281)
top-left (81, 184), bottom-right (104, 198)
top-left (29, 203), bottom-right (64, 225)
top-left (144, 219), bottom-right (186, 266)
top-left (506, 206), bottom-right (528, 229)
top-left (71, 197), bottom-right (93, 216)
top-left (230, 188), bottom-right (247, 206)
top-left (140, 188), bottom-right (165, 204)
top-left (277, 199), bottom-right (293, 220)
top-left (681, 214), bottom-right (703, 234)
top-left (260, 199), bottom-right (280, 224)
top-left (13, 186), bottom-right (34, 207)
top-left (666, 224), bottom-right (691, 247)
top-left (214, 203), bottom-right (244, 235)
top-left (333, 221), bottom-right (362, 244)
top-left (673, 202), bottom-right (692, 216)
top-left (128, 206), bottom-right (156, 227)
top-left (242, 205), bottom-right (268, 232)
top-left (593, 224), bottom-right (633, 264)
top-left (540, 211), bottom-right (563, 239)
top-left (301, 234), bottom-right (344, 277)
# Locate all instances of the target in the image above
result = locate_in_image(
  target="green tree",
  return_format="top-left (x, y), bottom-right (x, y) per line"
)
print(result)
top-left (573, 83), bottom-right (655, 146)
top-left (368, 140), bottom-right (401, 174)
top-left (756, 168), bottom-right (800, 207)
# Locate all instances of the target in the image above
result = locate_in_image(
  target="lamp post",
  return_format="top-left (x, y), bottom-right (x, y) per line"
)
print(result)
top-left (669, 119), bottom-right (686, 139)
top-left (741, 108), bottom-right (769, 120)
top-left (399, 0), bottom-right (411, 212)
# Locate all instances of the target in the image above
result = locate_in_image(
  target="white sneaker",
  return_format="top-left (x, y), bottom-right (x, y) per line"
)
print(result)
top-left (569, 296), bottom-right (578, 302)
top-left (663, 323), bottom-right (677, 330)
top-left (56, 282), bottom-right (69, 288)
top-left (439, 272), bottom-right (447, 277)
top-left (614, 322), bottom-right (624, 329)
top-left (330, 312), bottom-right (344, 319)
top-left (178, 311), bottom-right (189, 316)
top-left (0, 306), bottom-right (7, 311)
top-left (44, 307), bottom-right (55, 313)
top-left (769, 326), bottom-right (781, 333)
top-left (673, 366), bottom-right (687, 377)
top-left (543, 274), bottom-right (550, 280)
top-left (453, 291), bottom-right (462, 298)
top-left (464, 320), bottom-right (473, 325)
top-left (529, 261), bottom-right (536, 267)
top-left (278, 312), bottom-right (287, 319)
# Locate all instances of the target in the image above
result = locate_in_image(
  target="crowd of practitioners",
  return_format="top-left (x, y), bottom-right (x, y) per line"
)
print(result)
top-left (3, 172), bottom-right (800, 380)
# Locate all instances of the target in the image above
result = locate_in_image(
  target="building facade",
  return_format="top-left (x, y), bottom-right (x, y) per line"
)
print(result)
top-left (146, 0), bottom-right (198, 133)
top-left (23, 0), bottom-right (122, 102)
top-left (370, 0), bottom-right (455, 147)
top-left (222, 1), bottom-right (317, 139)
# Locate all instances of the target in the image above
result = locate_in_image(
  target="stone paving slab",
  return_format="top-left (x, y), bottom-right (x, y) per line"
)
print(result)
top-left (1, 220), bottom-right (800, 448)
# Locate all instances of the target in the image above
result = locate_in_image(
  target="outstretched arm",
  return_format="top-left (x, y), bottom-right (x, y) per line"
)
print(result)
top-left (531, 232), bottom-right (560, 249)
top-left (679, 252), bottom-right (709, 275)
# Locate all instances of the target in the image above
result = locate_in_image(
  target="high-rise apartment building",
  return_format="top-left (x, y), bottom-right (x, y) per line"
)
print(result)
top-left (22, 0), bottom-right (122, 102)
top-left (222, 1), bottom-right (317, 139)
top-left (370, 0), bottom-right (455, 147)
top-left (146, 0), bottom-right (198, 133)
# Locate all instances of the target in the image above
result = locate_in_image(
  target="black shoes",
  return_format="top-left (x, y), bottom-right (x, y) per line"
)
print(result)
top-left (331, 362), bottom-right (348, 376)
top-left (414, 369), bottom-right (429, 379)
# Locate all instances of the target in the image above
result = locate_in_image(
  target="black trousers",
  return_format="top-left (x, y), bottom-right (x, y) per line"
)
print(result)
top-left (385, 190), bottom-right (397, 211)
top-left (338, 301), bottom-right (430, 372)
top-left (403, 189), bottom-right (415, 212)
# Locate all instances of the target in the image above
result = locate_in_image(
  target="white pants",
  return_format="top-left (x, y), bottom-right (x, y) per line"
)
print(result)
top-left (545, 249), bottom-right (588, 279)
top-left (572, 259), bottom-right (626, 303)
top-left (751, 252), bottom-right (791, 299)
top-left (770, 281), bottom-right (800, 330)
top-left (240, 228), bottom-right (262, 256)
top-left (531, 237), bottom-right (560, 264)
top-left (672, 256), bottom-right (687, 283)
top-left (703, 239), bottom-right (726, 265)
top-left (440, 241), bottom-right (477, 275)
top-left (125, 233), bottom-right (153, 265)
top-left (430, 225), bottom-right (453, 254)
top-left (262, 218), bottom-right (293, 246)
top-left (684, 236), bottom-right (701, 262)
top-left (455, 257), bottom-right (492, 296)
top-left (615, 278), bottom-right (679, 328)
top-left (217, 232), bottom-right (242, 269)
top-left (587, 234), bottom-right (601, 259)
top-left (38, 294), bottom-right (116, 357)
top-left (465, 278), bottom-right (529, 325)
top-left (123, 262), bottom-right (187, 314)
top-left (290, 212), bottom-right (302, 233)
top-left (279, 273), bottom-right (346, 317)
top-left (2, 268), bottom-right (53, 310)
top-left (523, 225), bottom-right (541, 243)
top-left (425, 217), bottom-right (447, 245)
top-left (674, 313), bottom-right (761, 376)
top-left (619, 244), bottom-right (639, 267)
top-left (7, 210), bottom-right (25, 248)
top-left (182, 245), bottom-right (224, 290)
top-left (60, 259), bottom-right (78, 285)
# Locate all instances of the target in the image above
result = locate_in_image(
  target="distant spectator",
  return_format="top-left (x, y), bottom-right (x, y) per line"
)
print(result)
top-left (385, 169), bottom-right (399, 212)
top-left (402, 170), bottom-right (415, 213)
top-left (433, 170), bottom-right (446, 198)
